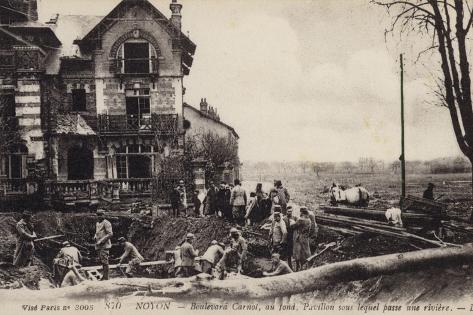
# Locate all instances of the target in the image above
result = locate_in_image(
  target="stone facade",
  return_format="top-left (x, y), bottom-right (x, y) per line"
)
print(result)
top-left (0, 0), bottom-right (197, 202)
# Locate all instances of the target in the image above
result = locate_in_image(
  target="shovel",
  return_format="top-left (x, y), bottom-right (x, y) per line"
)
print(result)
top-left (306, 242), bottom-right (336, 262)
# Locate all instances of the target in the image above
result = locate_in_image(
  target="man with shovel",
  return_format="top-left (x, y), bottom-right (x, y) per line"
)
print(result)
top-left (13, 211), bottom-right (37, 267)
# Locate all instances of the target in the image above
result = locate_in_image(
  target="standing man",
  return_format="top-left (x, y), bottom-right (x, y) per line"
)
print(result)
top-left (13, 211), bottom-right (36, 267)
top-left (117, 237), bottom-right (144, 277)
top-left (180, 233), bottom-right (199, 277)
top-left (275, 180), bottom-right (290, 215)
top-left (270, 211), bottom-right (287, 256)
top-left (205, 181), bottom-right (218, 216)
top-left (94, 210), bottom-right (113, 281)
top-left (423, 183), bottom-right (435, 200)
top-left (216, 182), bottom-right (227, 218)
top-left (230, 179), bottom-right (247, 226)
top-left (304, 206), bottom-right (318, 237)
top-left (170, 186), bottom-right (181, 217)
top-left (291, 208), bottom-right (311, 271)
top-left (262, 253), bottom-right (293, 277)
top-left (283, 207), bottom-right (297, 269)
top-left (177, 180), bottom-right (188, 216)
top-left (200, 240), bottom-right (225, 274)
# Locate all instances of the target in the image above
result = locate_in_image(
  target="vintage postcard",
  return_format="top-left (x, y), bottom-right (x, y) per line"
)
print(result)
top-left (1, 0), bottom-right (473, 314)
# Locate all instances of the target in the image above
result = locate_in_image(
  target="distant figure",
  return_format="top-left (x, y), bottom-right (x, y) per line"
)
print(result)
top-left (118, 237), bottom-right (144, 277)
top-left (205, 181), bottom-right (218, 216)
top-left (170, 187), bottom-right (181, 217)
top-left (200, 240), bottom-right (225, 274)
top-left (192, 190), bottom-right (202, 217)
top-left (13, 211), bottom-right (37, 267)
top-left (94, 210), bottom-right (113, 281)
top-left (263, 253), bottom-right (293, 277)
top-left (275, 180), bottom-right (290, 215)
top-left (423, 183), bottom-right (435, 200)
top-left (177, 180), bottom-right (188, 216)
top-left (230, 179), bottom-right (247, 225)
top-left (244, 192), bottom-right (257, 225)
top-left (180, 233), bottom-right (199, 277)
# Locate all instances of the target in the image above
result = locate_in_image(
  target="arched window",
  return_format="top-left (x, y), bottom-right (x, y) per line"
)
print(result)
top-left (116, 39), bottom-right (158, 74)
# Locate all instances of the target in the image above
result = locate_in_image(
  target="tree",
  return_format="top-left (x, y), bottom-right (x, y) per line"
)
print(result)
top-left (186, 132), bottom-right (239, 183)
top-left (373, 0), bottom-right (473, 193)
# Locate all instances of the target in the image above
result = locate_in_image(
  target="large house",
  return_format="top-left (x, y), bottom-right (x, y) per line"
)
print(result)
top-left (0, 0), bottom-right (238, 206)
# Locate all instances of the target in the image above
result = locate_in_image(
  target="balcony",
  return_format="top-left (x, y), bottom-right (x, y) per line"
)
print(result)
top-left (0, 50), bottom-right (15, 71)
top-left (97, 113), bottom-right (178, 135)
top-left (112, 57), bottom-right (158, 76)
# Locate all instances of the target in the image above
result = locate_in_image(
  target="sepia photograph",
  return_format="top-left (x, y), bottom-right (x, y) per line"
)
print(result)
top-left (1, 0), bottom-right (473, 314)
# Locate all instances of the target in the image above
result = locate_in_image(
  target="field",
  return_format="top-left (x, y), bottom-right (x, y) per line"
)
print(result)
top-left (242, 170), bottom-right (473, 220)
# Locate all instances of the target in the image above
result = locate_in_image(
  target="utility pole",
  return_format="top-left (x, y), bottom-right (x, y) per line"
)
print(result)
top-left (400, 54), bottom-right (406, 204)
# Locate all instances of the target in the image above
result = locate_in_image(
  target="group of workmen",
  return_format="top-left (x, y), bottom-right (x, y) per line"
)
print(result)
top-left (12, 208), bottom-right (298, 287)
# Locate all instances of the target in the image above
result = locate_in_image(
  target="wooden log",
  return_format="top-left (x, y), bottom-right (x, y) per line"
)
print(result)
top-left (3, 244), bottom-right (473, 301)
top-left (320, 205), bottom-right (444, 223)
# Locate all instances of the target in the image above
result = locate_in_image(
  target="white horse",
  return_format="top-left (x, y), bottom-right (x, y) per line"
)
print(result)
top-left (329, 183), bottom-right (370, 207)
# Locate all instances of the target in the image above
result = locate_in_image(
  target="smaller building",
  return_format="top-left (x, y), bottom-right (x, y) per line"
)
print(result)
top-left (183, 99), bottom-right (239, 184)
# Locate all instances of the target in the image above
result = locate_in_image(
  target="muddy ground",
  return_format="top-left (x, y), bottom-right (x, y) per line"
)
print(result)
top-left (1, 172), bottom-right (473, 302)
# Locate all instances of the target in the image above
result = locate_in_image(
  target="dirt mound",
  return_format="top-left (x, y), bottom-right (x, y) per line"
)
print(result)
top-left (128, 216), bottom-right (237, 260)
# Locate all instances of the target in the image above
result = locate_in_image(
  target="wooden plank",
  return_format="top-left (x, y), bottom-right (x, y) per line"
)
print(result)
top-left (81, 260), bottom-right (170, 271)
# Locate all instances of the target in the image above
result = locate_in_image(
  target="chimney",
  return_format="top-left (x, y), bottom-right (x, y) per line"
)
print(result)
top-left (169, 0), bottom-right (182, 30)
top-left (24, 0), bottom-right (38, 21)
top-left (200, 98), bottom-right (207, 114)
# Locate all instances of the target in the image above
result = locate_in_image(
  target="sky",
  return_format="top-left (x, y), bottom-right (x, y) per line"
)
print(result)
top-left (37, 0), bottom-right (463, 162)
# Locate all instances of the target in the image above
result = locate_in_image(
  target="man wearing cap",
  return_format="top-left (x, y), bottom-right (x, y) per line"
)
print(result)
top-left (200, 240), bottom-right (225, 274)
top-left (423, 183), bottom-right (435, 200)
top-left (118, 237), bottom-right (144, 277)
top-left (94, 210), bottom-right (113, 280)
top-left (57, 241), bottom-right (82, 264)
top-left (263, 253), bottom-right (293, 277)
top-left (13, 211), bottom-right (37, 267)
top-left (291, 208), bottom-right (311, 271)
top-left (216, 228), bottom-right (247, 278)
top-left (270, 210), bottom-right (287, 256)
top-left (180, 233), bottom-right (199, 277)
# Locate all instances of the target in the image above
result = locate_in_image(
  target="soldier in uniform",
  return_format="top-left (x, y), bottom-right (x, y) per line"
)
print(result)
top-left (13, 211), bottom-right (37, 267)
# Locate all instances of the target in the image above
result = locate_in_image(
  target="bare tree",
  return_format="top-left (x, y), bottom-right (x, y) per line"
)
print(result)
top-left (373, 0), bottom-right (473, 193)
top-left (186, 132), bottom-right (239, 182)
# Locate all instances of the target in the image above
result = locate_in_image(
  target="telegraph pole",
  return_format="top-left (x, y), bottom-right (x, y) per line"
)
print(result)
top-left (400, 54), bottom-right (406, 204)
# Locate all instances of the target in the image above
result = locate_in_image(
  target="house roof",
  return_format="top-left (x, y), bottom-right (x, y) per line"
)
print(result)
top-left (183, 103), bottom-right (239, 139)
top-left (77, 0), bottom-right (196, 74)
top-left (0, 26), bottom-right (45, 54)
top-left (54, 114), bottom-right (96, 136)
top-left (43, 14), bottom-right (101, 74)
